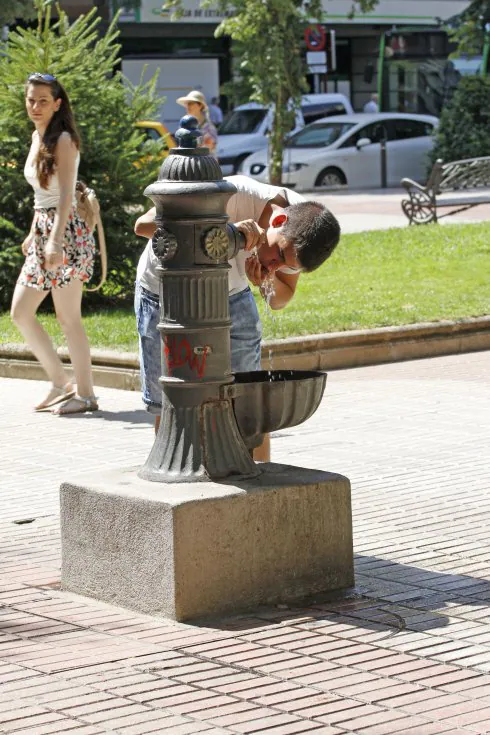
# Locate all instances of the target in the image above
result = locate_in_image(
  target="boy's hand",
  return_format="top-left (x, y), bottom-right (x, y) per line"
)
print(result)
top-left (235, 219), bottom-right (266, 251)
top-left (245, 253), bottom-right (268, 287)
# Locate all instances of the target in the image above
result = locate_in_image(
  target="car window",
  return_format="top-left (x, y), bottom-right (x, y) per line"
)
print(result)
top-left (140, 125), bottom-right (171, 152)
top-left (390, 119), bottom-right (434, 140)
top-left (137, 125), bottom-right (170, 154)
top-left (140, 126), bottom-right (161, 142)
top-left (301, 102), bottom-right (348, 125)
top-left (340, 121), bottom-right (389, 148)
top-left (287, 122), bottom-right (356, 148)
top-left (219, 109), bottom-right (267, 135)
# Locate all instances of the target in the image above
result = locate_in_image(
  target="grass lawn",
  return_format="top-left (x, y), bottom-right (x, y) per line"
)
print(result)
top-left (1, 221), bottom-right (489, 352)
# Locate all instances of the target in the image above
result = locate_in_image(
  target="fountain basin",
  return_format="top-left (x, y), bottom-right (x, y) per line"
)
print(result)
top-left (227, 370), bottom-right (327, 449)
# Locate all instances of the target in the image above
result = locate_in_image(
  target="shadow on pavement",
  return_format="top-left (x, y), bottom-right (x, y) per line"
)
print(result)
top-left (55, 409), bottom-right (154, 426)
top-left (201, 554), bottom-right (490, 637)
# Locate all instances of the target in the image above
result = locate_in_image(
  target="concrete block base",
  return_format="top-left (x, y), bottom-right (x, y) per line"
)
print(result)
top-left (60, 463), bottom-right (354, 621)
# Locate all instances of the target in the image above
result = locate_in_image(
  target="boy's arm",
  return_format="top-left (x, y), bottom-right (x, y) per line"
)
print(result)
top-left (135, 207), bottom-right (157, 238)
top-left (270, 271), bottom-right (300, 309)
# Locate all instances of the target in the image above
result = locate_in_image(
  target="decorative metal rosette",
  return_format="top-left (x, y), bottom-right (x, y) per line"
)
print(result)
top-left (203, 226), bottom-right (228, 259)
top-left (152, 227), bottom-right (178, 261)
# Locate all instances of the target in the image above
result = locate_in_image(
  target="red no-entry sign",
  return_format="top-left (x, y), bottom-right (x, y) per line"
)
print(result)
top-left (304, 24), bottom-right (326, 51)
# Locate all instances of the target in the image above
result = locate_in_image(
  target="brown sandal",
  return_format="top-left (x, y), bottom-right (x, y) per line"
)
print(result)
top-left (52, 395), bottom-right (99, 415)
top-left (35, 383), bottom-right (75, 411)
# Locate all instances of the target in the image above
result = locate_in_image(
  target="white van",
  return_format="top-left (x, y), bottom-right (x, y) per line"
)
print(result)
top-left (216, 93), bottom-right (354, 175)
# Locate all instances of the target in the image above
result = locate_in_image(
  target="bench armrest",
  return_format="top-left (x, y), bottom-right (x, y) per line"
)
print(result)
top-left (400, 179), bottom-right (436, 225)
top-left (401, 177), bottom-right (428, 194)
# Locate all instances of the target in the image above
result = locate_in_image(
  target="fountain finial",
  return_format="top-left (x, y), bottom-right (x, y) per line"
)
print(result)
top-left (175, 114), bottom-right (201, 149)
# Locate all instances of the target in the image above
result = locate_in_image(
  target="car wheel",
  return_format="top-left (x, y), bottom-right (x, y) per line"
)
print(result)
top-left (315, 167), bottom-right (346, 189)
top-left (233, 154), bottom-right (250, 174)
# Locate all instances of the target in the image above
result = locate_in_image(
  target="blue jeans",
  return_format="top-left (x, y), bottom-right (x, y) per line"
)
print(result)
top-left (135, 282), bottom-right (262, 414)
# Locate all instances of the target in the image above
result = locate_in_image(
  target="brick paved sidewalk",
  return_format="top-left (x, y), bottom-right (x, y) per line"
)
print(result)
top-left (1, 351), bottom-right (490, 734)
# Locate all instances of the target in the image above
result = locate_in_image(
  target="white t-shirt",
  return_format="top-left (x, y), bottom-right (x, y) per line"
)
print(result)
top-left (136, 174), bottom-right (305, 296)
top-left (363, 100), bottom-right (379, 114)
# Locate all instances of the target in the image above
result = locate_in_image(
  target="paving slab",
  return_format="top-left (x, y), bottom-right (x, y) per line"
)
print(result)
top-left (0, 351), bottom-right (490, 733)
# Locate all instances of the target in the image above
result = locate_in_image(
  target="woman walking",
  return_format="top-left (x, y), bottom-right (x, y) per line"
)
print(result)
top-left (176, 90), bottom-right (218, 156)
top-left (10, 72), bottom-right (98, 414)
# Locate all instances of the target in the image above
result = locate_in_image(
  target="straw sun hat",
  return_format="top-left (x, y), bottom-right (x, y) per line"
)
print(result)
top-left (176, 90), bottom-right (208, 110)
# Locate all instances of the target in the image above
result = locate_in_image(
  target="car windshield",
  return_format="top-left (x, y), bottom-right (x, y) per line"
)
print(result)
top-left (219, 109), bottom-right (267, 135)
top-left (301, 102), bottom-right (348, 124)
top-left (287, 122), bottom-right (356, 148)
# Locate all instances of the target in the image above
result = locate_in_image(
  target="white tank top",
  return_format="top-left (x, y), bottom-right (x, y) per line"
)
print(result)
top-left (24, 132), bottom-right (79, 209)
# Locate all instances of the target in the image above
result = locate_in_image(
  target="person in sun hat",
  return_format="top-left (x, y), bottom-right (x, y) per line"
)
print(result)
top-left (176, 90), bottom-right (218, 156)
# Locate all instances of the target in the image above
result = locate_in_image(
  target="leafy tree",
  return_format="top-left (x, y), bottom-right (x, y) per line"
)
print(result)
top-left (0, 0), bottom-right (164, 309)
top-left (447, 0), bottom-right (490, 57)
top-left (166, 0), bottom-right (378, 185)
top-left (431, 75), bottom-right (490, 162)
top-left (0, 1), bottom-right (35, 27)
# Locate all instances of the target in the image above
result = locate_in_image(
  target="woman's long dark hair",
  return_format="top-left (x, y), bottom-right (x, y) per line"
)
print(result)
top-left (25, 75), bottom-right (80, 190)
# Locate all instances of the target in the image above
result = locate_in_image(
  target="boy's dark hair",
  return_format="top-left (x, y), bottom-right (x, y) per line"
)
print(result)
top-left (282, 201), bottom-right (340, 272)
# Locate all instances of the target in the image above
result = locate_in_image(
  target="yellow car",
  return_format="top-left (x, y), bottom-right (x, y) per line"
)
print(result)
top-left (135, 121), bottom-right (176, 165)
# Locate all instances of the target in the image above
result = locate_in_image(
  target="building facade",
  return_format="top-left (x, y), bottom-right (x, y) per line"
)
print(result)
top-left (61, 0), bottom-right (473, 124)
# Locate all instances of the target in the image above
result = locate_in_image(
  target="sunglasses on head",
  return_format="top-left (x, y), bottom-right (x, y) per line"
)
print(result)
top-left (27, 73), bottom-right (57, 83)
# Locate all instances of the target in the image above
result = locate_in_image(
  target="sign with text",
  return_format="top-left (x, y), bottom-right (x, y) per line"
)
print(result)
top-left (133, 0), bottom-right (235, 23)
top-left (120, 0), bottom-right (471, 25)
top-left (307, 50), bottom-right (328, 74)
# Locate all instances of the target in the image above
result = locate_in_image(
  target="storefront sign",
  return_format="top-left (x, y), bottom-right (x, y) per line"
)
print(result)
top-left (127, 0), bottom-right (234, 23)
top-left (121, 0), bottom-right (471, 24)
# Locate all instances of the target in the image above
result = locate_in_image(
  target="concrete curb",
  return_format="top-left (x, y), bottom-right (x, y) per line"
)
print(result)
top-left (1, 315), bottom-right (489, 390)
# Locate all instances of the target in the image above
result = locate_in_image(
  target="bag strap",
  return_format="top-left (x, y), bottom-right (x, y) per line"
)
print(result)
top-left (85, 208), bottom-right (107, 293)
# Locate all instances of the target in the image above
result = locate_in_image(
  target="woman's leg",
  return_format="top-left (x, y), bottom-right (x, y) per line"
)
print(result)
top-left (51, 279), bottom-right (94, 398)
top-left (10, 283), bottom-right (68, 389)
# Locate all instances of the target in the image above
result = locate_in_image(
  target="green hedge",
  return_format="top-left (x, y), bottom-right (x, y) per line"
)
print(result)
top-left (432, 75), bottom-right (490, 164)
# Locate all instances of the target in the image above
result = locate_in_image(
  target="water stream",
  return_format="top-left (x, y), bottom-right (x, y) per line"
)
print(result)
top-left (260, 272), bottom-right (277, 378)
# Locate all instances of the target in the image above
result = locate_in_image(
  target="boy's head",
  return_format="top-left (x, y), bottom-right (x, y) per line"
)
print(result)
top-left (258, 201), bottom-right (340, 276)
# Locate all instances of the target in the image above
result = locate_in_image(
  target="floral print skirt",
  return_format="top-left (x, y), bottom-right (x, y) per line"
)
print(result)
top-left (18, 207), bottom-right (95, 291)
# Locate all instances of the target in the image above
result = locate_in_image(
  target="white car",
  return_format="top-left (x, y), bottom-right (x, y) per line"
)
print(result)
top-left (217, 94), bottom-right (354, 176)
top-left (240, 113), bottom-right (439, 190)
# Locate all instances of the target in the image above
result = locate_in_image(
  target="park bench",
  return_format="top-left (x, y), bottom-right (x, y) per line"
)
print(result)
top-left (401, 156), bottom-right (490, 225)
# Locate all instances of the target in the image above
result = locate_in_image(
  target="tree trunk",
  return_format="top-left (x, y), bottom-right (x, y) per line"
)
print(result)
top-left (268, 87), bottom-right (291, 186)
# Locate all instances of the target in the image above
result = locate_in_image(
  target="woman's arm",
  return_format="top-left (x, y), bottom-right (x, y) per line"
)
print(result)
top-left (135, 207), bottom-right (157, 239)
top-left (44, 133), bottom-right (78, 269)
top-left (22, 214), bottom-right (37, 255)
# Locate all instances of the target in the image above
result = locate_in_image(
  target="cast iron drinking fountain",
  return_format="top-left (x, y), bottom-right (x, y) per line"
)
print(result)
top-left (138, 114), bottom-right (327, 483)
top-left (60, 116), bottom-right (354, 621)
